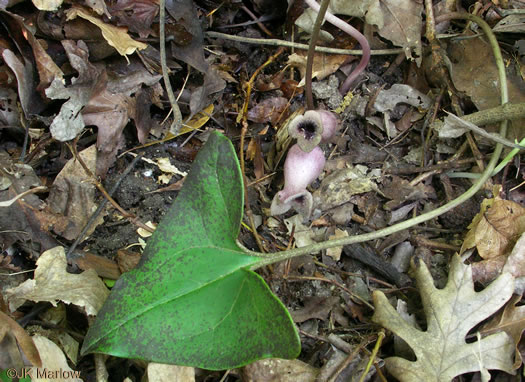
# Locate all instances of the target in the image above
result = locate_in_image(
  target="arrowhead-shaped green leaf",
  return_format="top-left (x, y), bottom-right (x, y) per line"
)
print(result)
top-left (81, 132), bottom-right (300, 370)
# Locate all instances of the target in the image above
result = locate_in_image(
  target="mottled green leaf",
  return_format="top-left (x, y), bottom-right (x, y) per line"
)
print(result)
top-left (81, 132), bottom-right (300, 369)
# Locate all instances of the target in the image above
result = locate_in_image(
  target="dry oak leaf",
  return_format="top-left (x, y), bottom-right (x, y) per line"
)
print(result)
top-left (461, 189), bottom-right (525, 259)
top-left (6, 246), bottom-right (109, 316)
top-left (481, 293), bottom-right (525, 369)
top-left (66, 6), bottom-right (147, 57)
top-left (372, 254), bottom-right (515, 382)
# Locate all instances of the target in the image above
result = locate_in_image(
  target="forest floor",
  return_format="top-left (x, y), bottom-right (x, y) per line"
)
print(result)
top-left (1, 0), bottom-right (524, 381)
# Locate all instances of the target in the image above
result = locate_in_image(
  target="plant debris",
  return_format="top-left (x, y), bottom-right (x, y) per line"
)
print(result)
top-left (1, 0), bottom-right (524, 380)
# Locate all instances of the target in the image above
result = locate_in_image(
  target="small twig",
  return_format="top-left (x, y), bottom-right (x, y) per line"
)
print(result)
top-left (0, 186), bottom-right (47, 207)
top-left (240, 5), bottom-right (272, 37)
top-left (238, 47), bottom-right (285, 253)
top-left (413, 235), bottom-right (461, 252)
top-left (304, 0), bottom-right (371, 94)
top-left (218, 370), bottom-right (231, 382)
top-left (444, 112), bottom-right (525, 149)
top-left (177, 64), bottom-right (191, 102)
top-left (329, 337), bottom-right (371, 382)
top-left (206, 31), bottom-right (402, 55)
top-left (286, 275), bottom-right (374, 309)
top-left (421, 88), bottom-right (444, 166)
top-left (94, 354), bottom-right (109, 382)
top-left (448, 136), bottom-right (525, 179)
top-left (358, 330), bottom-right (385, 382)
top-left (67, 143), bottom-right (154, 234)
top-left (343, 245), bottom-right (411, 287)
top-left (465, 131), bottom-right (485, 172)
top-left (425, 0), bottom-right (437, 43)
top-left (159, 0), bottom-right (183, 135)
top-left (305, 0), bottom-right (330, 110)
top-left (18, 102), bottom-right (29, 163)
top-left (66, 154), bottom-right (143, 258)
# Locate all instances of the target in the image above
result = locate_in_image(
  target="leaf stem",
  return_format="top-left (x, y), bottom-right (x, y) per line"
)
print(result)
top-left (305, 0), bottom-right (330, 110)
top-left (159, 0), bottom-right (183, 135)
top-left (303, 0), bottom-right (371, 94)
top-left (249, 12), bottom-right (508, 271)
top-left (206, 31), bottom-right (402, 56)
top-left (358, 330), bottom-right (385, 382)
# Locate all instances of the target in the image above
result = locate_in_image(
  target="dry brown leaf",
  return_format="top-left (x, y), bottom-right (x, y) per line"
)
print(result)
top-left (6, 247), bottom-right (109, 316)
top-left (372, 254), bottom-right (515, 381)
top-left (327, 0), bottom-right (423, 64)
top-left (85, 0), bottom-right (110, 17)
top-left (381, 175), bottom-right (435, 210)
top-left (0, 310), bottom-right (42, 368)
top-left (291, 296), bottom-right (339, 323)
top-left (448, 33), bottom-right (525, 112)
top-left (461, 195), bottom-right (493, 254)
top-left (472, 231), bottom-right (525, 290)
top-left (66, 6), bottom-right (147, 57)
top-left (374, 0), bottom-right (423, 64)
top-left (0, 154), bottom-right (61, 254)
top-left (326, 228), bottom-right (348, 261)
top-left (246, 139), bottom-right (257, 161)
top-left (287, 52), bottom-right (346, 85)
top-left (461, 188), bottom-right (525, 259)
top-left (481, 294), bottom-right (525, 368)
top-left (30, 335), bottom-right (82, 381)
top-left (83, 89), bottom-right (132, 175)
top-left (475, 199), bottom-right (525, 259)
top-left (47, 145), bottom-right (104, 241)
top-left (471, 255), bottom-right (507, 284)
top-left (2, 49), bottom-right (46, 117)
top-left (32, 0), bottom-right (63, 10)
top-left (247, 96), bottom-right (288, 124)
top-left (147, 363), bottom-right (195, 382)
top-left (242, 358), bottom-right (318, 382)
top-left (10, 12), bottom-right (65, 91)
top-left (109, 0), bottom-right (158, 38)
top-left (314, 167), bottom-right (381, 211)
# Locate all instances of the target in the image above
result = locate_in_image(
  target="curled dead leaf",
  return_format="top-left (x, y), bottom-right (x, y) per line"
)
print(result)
top-left (6, 247), bottom-right (109, 316)
top-left (66, 6), bottom-right (147, 57)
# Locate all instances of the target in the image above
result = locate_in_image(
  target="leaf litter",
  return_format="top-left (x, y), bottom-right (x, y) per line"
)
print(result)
top-left (0, 0), bottom-right (524, 380)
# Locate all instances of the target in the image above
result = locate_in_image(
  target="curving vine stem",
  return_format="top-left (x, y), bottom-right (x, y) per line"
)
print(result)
top-left (303, 0), bottom-right (371, 94)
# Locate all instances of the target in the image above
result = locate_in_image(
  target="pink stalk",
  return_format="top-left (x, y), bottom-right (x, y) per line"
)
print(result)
top-left (304, 0), bottom-right (371, 94)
